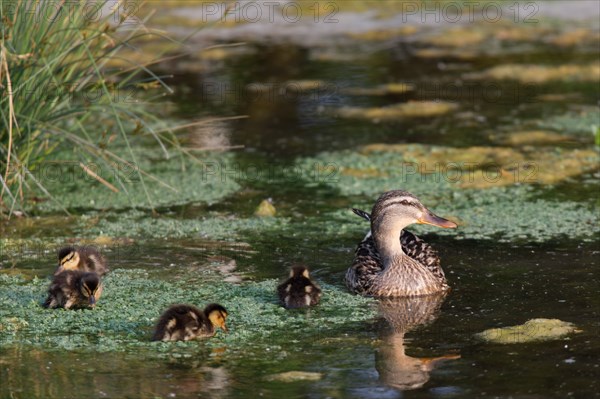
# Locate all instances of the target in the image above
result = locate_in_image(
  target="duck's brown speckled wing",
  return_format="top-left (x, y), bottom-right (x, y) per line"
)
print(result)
top-left (399, 229), bottom-right (445, 282)
top-left (152, 304), bottom-right (210, 341)
top-left (78, 246), bottom-right (109, 276)
top-left (345, 232), bottom-right (382, 294)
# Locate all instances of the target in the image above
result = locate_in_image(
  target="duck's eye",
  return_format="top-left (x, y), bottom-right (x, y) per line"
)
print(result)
top-left (82, 283), bottom-right (93, 296)
top-left (401, 200), bottom-right (420, 208)
top-left (62, 253), bottom-right (74, 265)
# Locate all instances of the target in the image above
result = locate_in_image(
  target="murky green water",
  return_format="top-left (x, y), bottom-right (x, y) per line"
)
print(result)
top-left (2, 7), bottom-right (600, 399)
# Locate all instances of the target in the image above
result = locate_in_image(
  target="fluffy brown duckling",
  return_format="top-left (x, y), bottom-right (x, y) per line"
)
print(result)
top-left (43, 271), bottom-right (103, 309)
top-left (55, 246), bottom-right (108, 276)
top-left (277, 265), bottom-right (322, 309)
top-left (152, 303), bottom-right (229, 342)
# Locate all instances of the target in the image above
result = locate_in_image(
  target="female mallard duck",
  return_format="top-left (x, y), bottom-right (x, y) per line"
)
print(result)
top-left (152, 303), bottom-right (228, 342)
top-left (345, 190), bottom-right (457, 297)
top-left (43, 271), bottom-right (103, 309)
top-left (55, 246), bottom-right (108, 276)
top-left (277, 265), bottom-right (322, 308)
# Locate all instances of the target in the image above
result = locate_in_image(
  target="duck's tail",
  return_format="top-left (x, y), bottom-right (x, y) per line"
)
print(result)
top-left (352, 208), bottom-right (371, 222)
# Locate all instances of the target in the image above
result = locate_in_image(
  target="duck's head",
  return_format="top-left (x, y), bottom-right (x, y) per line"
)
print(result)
top-left (78, 272), bottom-right (101, 307)
top-left (56, 246), bottom-right (80, 274)
top-left (205, 303), bottom-right (228, 332)
top-left (289, 265), bottom-right (311, 279)
top-left (371, 190), bottom-right (457, 234)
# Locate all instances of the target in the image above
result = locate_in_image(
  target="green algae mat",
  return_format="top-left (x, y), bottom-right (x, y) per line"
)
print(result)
top-left (0, 270), bottom-right (376, 353)
top-left (26, 149), bottom-right (241, 213)
top-left (296, 144), bottom-right (599, 242)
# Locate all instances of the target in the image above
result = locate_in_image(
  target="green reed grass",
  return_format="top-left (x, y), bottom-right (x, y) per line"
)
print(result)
top-left (0, 0), bottom-right (190, 216)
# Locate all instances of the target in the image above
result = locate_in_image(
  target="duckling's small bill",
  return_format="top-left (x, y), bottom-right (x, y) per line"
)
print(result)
top-left (43, 271), bottom-right (103, 309)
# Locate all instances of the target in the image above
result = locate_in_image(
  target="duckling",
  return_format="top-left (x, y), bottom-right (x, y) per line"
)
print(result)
top-left (277, 265), bottom-right (322, 309)
top-left (152, 303), bottom-right (228, 342)
top-left (55, 246), bottom-right (108, 276)
top-left (43, 271), bottom-right (103, 309)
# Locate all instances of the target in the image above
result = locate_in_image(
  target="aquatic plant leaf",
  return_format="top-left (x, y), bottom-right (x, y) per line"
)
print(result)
top-left (476, 319), bottom-right (578, 344)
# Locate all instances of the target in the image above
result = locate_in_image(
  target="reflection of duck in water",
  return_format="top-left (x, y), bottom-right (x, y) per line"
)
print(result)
top-left (346, 190), bottom-right (457, 297)
top-left (375, 294), bottom-right (460, 390)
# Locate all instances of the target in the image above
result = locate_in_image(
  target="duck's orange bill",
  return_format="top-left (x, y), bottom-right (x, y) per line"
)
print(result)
top-left (418, 211), bottom-right (457, 228)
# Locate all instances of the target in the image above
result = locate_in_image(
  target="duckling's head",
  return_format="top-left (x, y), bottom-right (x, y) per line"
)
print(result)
top-left (57, 246), bottom-right (80, 274)
top-left (78, 273), bottom-right (101, 307)
top-left (289, 265), bottom-right (310, 279)
top-left (205, 304), bottom-right (228, 332)
top-left (371, 190), bottom-right (457, 234)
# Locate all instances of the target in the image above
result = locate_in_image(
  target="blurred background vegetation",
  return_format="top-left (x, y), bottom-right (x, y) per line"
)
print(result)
top-left (0, 0), bottom-right (191, 215)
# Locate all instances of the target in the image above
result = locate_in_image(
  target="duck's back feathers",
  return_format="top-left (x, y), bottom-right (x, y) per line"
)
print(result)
top-left (56, 245), bottom-right (109, 276)
top-left (346, 208), bottom-right (448, 296)
top-left (152, 304), bottom-right (208, 341)
top-left (152, 303), bottom-right (228, 341)
top-left (78, 246), bottom-right (109, 275)
top-left (43, 270), bottom-right (102, 309)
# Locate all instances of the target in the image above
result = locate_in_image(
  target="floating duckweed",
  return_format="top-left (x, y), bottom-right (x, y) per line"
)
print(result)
top-left (299, 143), bottom-right (598, 193)
top-left (346, 26), bottom-right (417, 41)
top-left (341, 143), bottom-right (598, 189)
top-left (28, 149), bottom-right (240, 213)
top-left (335, 101), bottom-right (458, 122)
top-left (476, 319), bottom-right (578, 344)
top-left (265, 371), bottom-right (323, 382)
top-left (343, 83), bottom-right (415, 96)
top-left (76, 210), bottom-right (289, 239)
top-left (413, 48), bottom-right (478, 60)
top-left (538, 107), bottom-right (600, 135)
top-left (420, 27), bottom-right (486, 47)
top-left (494, 25), bottom-right (552, 42)
top-left (296, 147), bottom-right (599, 242)
top-left (0, 317), bottom-right (29, 332)
top-left (283, 80), bottom-right (330, 92)
top-left (494, 130), bottom-right (574, 146)
top-left (0, 270), bottom-right (377, 353)
top-left (550, 28), bottom-right (600, 47)
top-left (198, 45), bottom-right (255, 61)
top-left (469, 63), bottom-right (600, 83)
